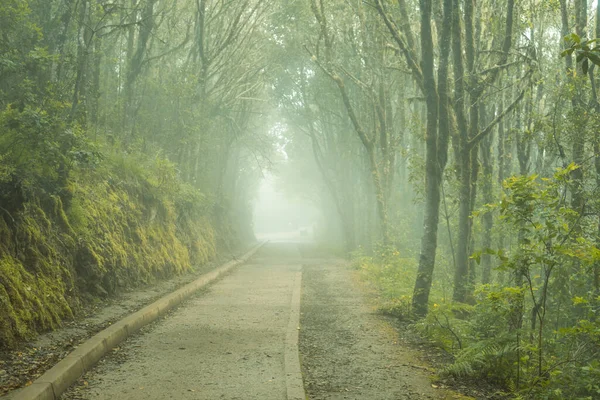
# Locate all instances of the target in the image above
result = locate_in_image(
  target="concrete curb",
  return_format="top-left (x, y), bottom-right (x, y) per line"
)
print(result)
top-left (284, 268), bottom-right (307, 400)
top-left (10, 241), bottom-right (266, 400)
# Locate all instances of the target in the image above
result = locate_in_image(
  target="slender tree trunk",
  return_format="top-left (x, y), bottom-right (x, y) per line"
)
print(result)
top-left (455, 140), bottom-right (472, 301)
top-left (480, 105), bottom-right (494, 284)
top-left (309, 128), bottom-right (357, 252)
top-left (594, 0), bottom-right (600, 297)
top-left (497, 94), bottom-right (506, 283)
top-left (123, 0), bottom-right (137, 132)
top-left (124, 0), bottom-right (156, 138)
top-left (571, 0), bottom-right (587, 211)
top-left (451, 0), bottom-right (471, 302)
top-left (54, 0), bottom-right (76, 83)
top-left (310, 0), bottom-right (391, 246)
top-left (468, 144), bottom-right (480, 285)
top-left (89, 35), bottom-right (103, 129)
top-left (69, 0), bottom-right (91, 123)
top-left (459, 0), bottom-right (480, 298)
top-left (366, 148), bottom-right (391, 246)
top-left (412, 0), bottom-right (452, 317)
top-left (453, 0), bottom-right (515, 302)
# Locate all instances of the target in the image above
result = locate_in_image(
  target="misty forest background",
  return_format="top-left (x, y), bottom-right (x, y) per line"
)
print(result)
top-left (2, 0), bottom-right (600, 398)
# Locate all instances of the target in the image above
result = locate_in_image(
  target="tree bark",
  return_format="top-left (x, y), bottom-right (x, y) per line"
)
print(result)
top-left (412, 0), bottom-right (451, 317)
top-left (69, 0), bottom-right (92, 123)
top-left (571, 0), bottom-right (586, 212)
top-left (480, 105), bottom-right (494, 284)
top-left (453, 0), bottom-right (515, 302)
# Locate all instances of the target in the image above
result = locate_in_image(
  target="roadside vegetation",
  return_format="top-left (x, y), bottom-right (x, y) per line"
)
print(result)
top-left (0, 0), bottom-right (272, 347)
top-left (272, 1), bottom-right (600, 398)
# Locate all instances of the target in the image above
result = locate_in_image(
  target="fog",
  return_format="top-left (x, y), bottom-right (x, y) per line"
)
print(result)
top-left (252, 173), bottom-right (319, 242)
top-left (3, 0), bottom-right (600, 396)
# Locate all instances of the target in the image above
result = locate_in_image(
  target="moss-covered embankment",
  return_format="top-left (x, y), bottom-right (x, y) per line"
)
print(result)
top-left (0, 154), bottom-right (225, 348)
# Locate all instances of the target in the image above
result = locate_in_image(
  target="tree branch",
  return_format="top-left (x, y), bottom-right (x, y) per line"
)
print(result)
top-left (373, 0), bottom-right (424, 92)
top-left (469, 88), bottom-right (525, 148)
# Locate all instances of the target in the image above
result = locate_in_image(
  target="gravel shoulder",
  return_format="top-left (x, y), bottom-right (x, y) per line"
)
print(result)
top-left (298, 244), bottom-right (466, 400)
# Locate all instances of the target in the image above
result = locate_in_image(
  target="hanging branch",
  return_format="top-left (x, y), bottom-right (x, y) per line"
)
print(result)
top-left (372, 0), bottom-right (424, 91)
top-left (469, 87), bottom-right (526, 148)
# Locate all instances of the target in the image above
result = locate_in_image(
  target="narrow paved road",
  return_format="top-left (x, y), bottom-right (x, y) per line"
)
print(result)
top-left (65, 243), bottom-right (302, 400)
top-left (63, 242), bottom-right (452, 400)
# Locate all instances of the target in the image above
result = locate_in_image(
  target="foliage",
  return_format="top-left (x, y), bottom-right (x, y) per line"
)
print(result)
top-left (561, 33), bottom-right (600, 75)
top-left (427, 168), bottom-right (600, 397)
top-left (354, 163), bottom-right (600, 398)
top-left (352, 244), bottom-right (426, 319)
top-left (0, 143), bottom-right (218, 347)
top-left (0, 0), bottom-right (271, 348)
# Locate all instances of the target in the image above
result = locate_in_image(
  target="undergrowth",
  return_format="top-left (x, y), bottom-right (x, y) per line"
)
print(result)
top-left (353, 246), bottom-right (600, 399)
top-left (351, 245), bottom-right (418, 319)
top-left (0, 145), bottom-right (221, 348)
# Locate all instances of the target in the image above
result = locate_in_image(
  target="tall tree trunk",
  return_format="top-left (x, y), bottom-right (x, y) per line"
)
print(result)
top-left (451, 0), bottom-right (471, 302)
top-left (366, 148), bottom-right (391, 245)
top-left (308, 125), bottom-right (357, 252)
top-left (89, 35), bottom-right (103, 129)
top-left (480, 105), bottom-right (494, 284)
top-left (412, 0), bottom-right (451, 317)
top-left (69, 0), bottom-right (91, 123)
top-left (594, 0), bottom-right (600, 297)
top-left (571, 0), bottom-right (587, 212)
top-left (496, 94), bottom-right (506, 283)
top-left (124, 0), bottom-right (156, 138)
top-left (461, 0), bottom-right (480, 297)
top-left (310, 0), bottom-right (391, 245)
top-left (453, 0), bottom-right (515, 302)
top-left (54, 0), bottom-right (76, 83)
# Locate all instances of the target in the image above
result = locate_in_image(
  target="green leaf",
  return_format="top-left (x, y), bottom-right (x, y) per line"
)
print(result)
top-left (587, 52), bottom-right (600, 66)
top-left (565, 33), bottom-right (581, 44)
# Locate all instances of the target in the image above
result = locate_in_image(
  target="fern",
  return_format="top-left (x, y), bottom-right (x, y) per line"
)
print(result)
top-left (441, 339), bottom-right (521, 380)
top-left (442, 360), bottom-right (475, 377)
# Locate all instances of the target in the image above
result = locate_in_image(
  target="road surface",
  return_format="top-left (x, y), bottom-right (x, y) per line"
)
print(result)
top-left (62, 243), bottom-right (453, 400)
